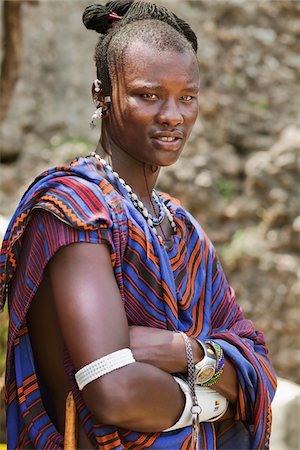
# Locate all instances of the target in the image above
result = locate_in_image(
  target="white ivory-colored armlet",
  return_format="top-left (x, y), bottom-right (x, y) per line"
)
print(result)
top-left (75, 348), bottom-right (135, 391)
top-left (163, 376), bottom-right (229, 432)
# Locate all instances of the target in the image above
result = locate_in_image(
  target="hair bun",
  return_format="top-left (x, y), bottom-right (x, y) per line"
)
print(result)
top-left (83, 4), bottom-right (113, 34)
top-left (83, 1), bottom-right (134, 34)
top-left (105, 0), bottom-right (134, 16)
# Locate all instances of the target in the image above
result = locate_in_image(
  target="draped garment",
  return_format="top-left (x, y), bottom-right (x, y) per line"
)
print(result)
top-left (0, 156), bottom-right (277, 449)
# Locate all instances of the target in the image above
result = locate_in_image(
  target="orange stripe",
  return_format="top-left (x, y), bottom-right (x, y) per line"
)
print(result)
top-left (10, 212), bottom-right (28, 235)
top-left (129, 226), bottom-right (147, 253)
top-left (180, 240), bottom-right (201, 309)
top-left (169, 238), bottom-right (186, 271)
top-left (8, 388), bottom-right (17, 404)
top-left (130, 225), bottom-right (160, 266)
top-left (257, 354), bottom-right (277, 391)
top-left (236, 383), bottom-right (246, 420)
top-left (127, 432), bottom-right (160, 449)
top-left (23, 382), bottom-right (39, 397)
top-left (161, 279), bottom-right (178, 318)
top-left (181, 433), bottom-right (192, 450)
top-left (194, 234), bottom-right (210, 335)
top-left (39, 195), bottom-right (100, 230)
top-left (95, 430), bottom-right (121, 449)
top-left (17, 374), bottom-right (36, 392)
top-left (100, 180), bottom-right (113, 195)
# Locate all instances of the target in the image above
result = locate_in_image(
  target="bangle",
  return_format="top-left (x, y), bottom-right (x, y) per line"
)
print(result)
top-left (200, 341), bottom-right (225, 387)
top-left (206, 340), bottom-right (222, 361)
top-left (75, 348), bottom-right (135, 391)
top-left (179, 332), bottom-right (200, 449)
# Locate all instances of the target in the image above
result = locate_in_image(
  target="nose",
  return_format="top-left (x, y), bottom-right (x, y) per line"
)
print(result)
top-left (156, 98), bottom-right (183, 127)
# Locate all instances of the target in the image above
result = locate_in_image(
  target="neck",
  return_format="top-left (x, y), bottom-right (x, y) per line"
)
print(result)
top-left (90, 149), bottom-right (176, 243)
top-left (96, 139), bottom-right (160, 202)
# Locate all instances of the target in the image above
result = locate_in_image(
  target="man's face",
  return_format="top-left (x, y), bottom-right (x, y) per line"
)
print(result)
top-left (106, 41), bottom-right (200, 168)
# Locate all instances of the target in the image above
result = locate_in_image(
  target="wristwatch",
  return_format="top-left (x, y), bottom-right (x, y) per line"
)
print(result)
top-left (194, 341), bottom-right (218, 385)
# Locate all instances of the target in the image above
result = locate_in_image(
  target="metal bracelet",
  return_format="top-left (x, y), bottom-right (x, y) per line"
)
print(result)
top-left (179, 332), bottom-right (200, 450)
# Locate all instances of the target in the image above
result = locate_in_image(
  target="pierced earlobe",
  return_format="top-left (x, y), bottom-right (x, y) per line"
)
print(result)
top-left (90, 79), bottom-right (111, 128)
top-left (94, 79), bottom-right (101, 93)
top-left (90, 107), bottom-right (103, 129)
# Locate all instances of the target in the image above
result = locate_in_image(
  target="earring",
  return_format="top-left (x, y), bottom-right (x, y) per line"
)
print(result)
top-left (94, 79), bottom-right (101, 93)
top-left (90, 107), bottom-right (103, 129)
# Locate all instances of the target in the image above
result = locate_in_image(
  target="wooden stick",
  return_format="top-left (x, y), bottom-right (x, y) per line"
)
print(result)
top-left (64, 391), bottom-right (77, 449)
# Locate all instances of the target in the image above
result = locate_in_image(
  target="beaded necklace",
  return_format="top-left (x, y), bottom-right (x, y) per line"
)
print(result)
top-left (91, 152), bottom-right (177, 243)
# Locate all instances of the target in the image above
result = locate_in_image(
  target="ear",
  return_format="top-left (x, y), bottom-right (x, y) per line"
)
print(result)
top-left (92, 80), bottom-right (103, 106)
top-left (91, 79), bottom-right (110, 114)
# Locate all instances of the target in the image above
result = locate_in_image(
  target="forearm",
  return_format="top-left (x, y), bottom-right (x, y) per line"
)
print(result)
top-left (130, 326), bottom-right (238, 405)
top-left (82, 361), bottom-right (185, 432)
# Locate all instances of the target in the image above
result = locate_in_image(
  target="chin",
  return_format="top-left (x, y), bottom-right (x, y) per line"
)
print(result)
top-left (155, 150), bottom-right (183, 168)
top-left (147, 139), bottom-right (185, 167)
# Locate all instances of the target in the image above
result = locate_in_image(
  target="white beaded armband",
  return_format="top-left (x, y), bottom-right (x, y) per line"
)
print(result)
top-left (75, 348), bottom-right (135, 391)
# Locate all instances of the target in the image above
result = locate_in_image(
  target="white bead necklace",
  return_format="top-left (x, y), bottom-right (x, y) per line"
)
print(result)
top-left (91, 152), bottom-right (177, 243)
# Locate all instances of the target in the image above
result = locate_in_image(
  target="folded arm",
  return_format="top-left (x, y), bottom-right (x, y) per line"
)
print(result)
top-left (129, 325), bottom-right (238, 406)
top-left (49, 242), bottom-right (185, 432)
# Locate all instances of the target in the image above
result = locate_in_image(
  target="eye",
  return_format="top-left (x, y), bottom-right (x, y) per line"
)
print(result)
top-left (141, 93), bottom-right (158, 100)
top-left (181, 95), bottom-right (194, 102)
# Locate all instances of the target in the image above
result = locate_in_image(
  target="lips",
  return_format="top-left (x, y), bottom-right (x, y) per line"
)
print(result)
top-left (152, 130), bottom-right (184, 140)
top-left (151, 130), bottom-right (184, 152)
top-left (152, 130), bottom-right (184, 148)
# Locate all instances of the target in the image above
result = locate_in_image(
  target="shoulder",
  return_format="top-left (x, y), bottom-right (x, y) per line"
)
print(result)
top-left (159, 191), bottom-right (182, 208)
top-left (159, 191), bottom-right (210, 240)
top-left (30, 156), bottom-right (118, 230)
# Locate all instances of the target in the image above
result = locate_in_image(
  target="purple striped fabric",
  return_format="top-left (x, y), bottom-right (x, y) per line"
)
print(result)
top-left (0, 156), bottom-right (277, 449)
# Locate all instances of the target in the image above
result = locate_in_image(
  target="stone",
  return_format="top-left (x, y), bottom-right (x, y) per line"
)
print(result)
top-left (292, 216), bottom-right (300, 232)
top-left (270, 126), bottom-right (300, 156)
top-left (270, 378), bottom-right (300, 450)
top-left (195, 170), bottom-right (213, 188)
top-left (0, 216), bottom-right (9, 245)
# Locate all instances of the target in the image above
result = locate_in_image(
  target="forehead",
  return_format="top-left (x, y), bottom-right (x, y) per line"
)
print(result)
top-left (116, 41), bottom-right (200, 89)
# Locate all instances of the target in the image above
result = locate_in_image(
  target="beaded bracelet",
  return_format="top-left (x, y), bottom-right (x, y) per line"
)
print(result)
top-left (206, 341), bottom-right (223, 361)
top-left (201, 341), bottom-right (225, 387)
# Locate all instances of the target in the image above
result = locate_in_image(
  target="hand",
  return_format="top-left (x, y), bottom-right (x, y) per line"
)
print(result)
top-left (129, 326), bottom-right (203, 373)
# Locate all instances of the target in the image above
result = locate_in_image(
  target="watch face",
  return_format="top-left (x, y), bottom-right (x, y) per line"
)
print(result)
top-left (196, 366), bottom-right (216, 384)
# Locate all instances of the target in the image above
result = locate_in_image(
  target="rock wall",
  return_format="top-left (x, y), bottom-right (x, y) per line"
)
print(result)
top-left (0, 0), bottom-right (299, 389)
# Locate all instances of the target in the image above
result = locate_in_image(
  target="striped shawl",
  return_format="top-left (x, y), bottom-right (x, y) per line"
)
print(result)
top-left (0, 156), bottom-right (277, 449)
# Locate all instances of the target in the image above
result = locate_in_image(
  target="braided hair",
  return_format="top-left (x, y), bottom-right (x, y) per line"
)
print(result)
top-left (82, 1), bottom-right (198, 100)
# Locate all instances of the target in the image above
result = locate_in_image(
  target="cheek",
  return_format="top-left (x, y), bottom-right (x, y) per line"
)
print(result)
top-left (125, 104), bottom-right (153, 130)
top-left (109, 105), bottom-right (132, 132)
top-left (186, 104), bottom-right (199, 125)
top-left (114, 98), bottom-right (140, 125)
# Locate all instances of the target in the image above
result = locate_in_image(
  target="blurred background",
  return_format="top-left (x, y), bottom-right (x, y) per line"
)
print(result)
top-left (0, 0), bottom-right (299, 448)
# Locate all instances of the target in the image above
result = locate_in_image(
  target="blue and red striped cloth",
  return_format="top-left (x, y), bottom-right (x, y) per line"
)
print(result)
top-left (0, 156), bottom-right (276, 449)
